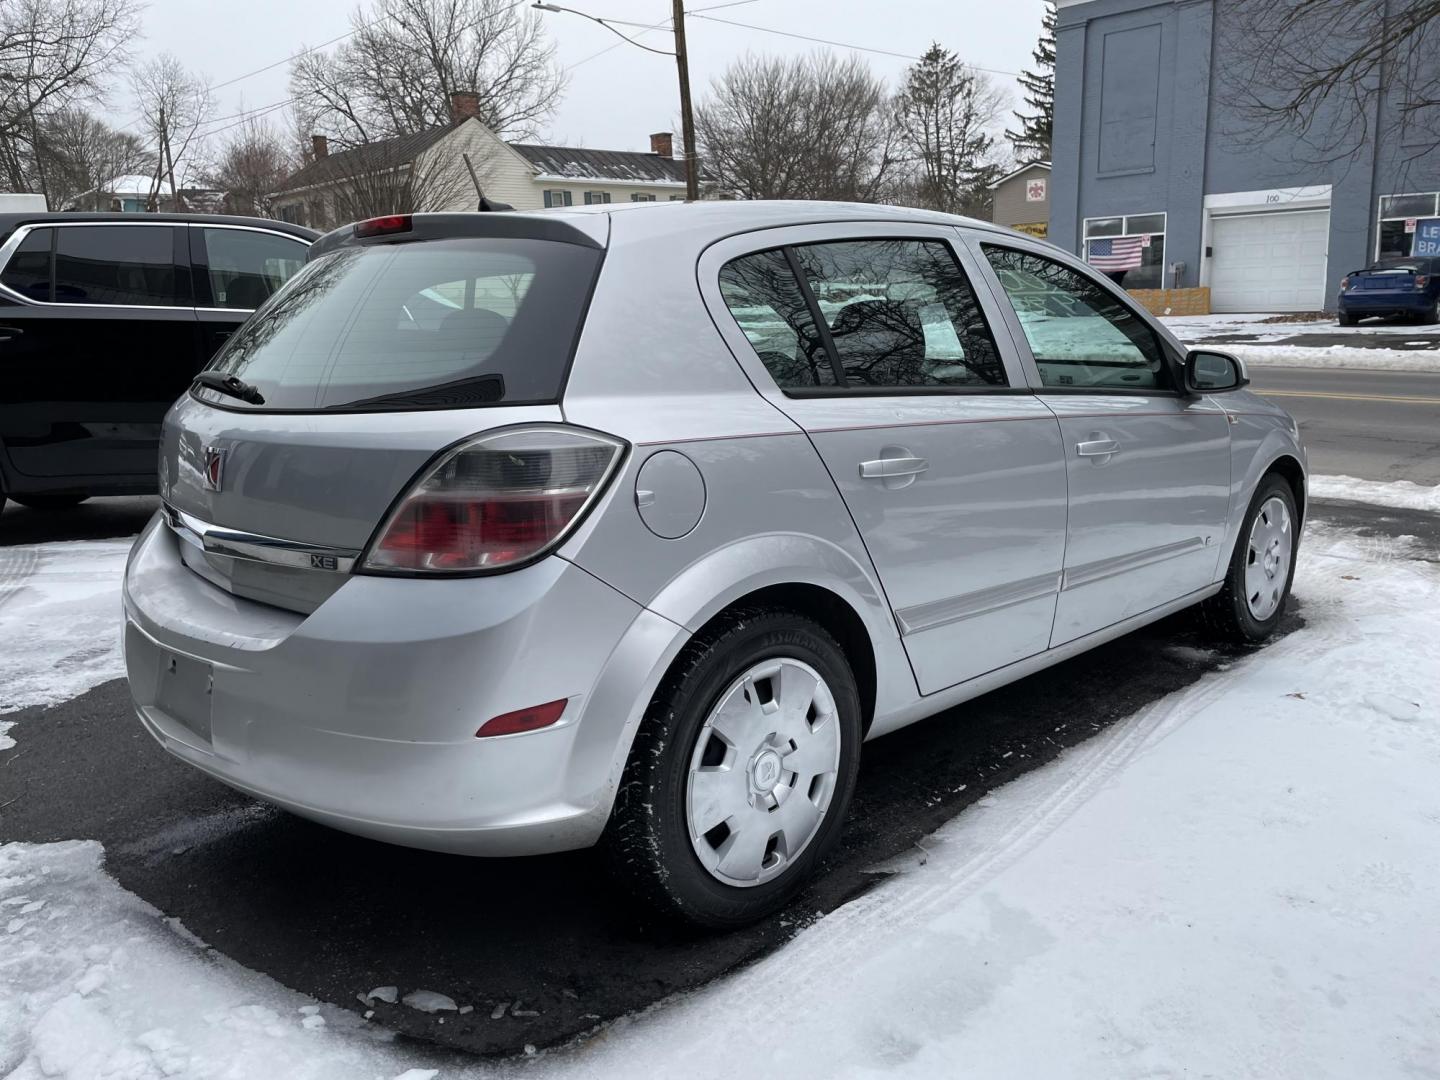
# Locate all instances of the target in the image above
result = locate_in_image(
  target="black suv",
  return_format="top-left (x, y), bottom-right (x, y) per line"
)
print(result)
top-left (0, 213), bottom-right (317, 512)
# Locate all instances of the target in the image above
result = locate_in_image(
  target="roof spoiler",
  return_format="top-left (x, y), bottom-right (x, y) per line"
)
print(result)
top-left (308, 211), bottom-right (605, 259)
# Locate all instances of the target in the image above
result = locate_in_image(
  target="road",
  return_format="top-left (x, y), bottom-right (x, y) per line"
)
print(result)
top-left (1246, 366), bottom-right (1440, 485)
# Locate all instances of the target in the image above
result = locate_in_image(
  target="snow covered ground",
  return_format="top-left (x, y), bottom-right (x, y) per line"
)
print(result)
top-left (3, 512), bottom-right (1439, 1078)
top-left (1161, 312), bottom-right (1437, 341)
top-left (1160, 313), bottom-right (1440, 372)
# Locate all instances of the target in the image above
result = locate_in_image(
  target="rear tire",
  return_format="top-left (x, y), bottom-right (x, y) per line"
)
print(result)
top-left (1202, 474), bottom-right (1299, 645)
top-left (603, 608), bottom-right (862, 929)
top-left (1419, 300), bottom-right (1439, 325)
top-left (1337, 311), bottom-right (1357, 327)
top-left (11, 494), bottom-right (88, 510)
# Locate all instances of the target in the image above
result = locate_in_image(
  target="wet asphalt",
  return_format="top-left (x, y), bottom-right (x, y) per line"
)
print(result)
top-left (2, 493), bottom-right (1436, 1059)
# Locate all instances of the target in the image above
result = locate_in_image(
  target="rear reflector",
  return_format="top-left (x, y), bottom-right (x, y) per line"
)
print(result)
top-left (477, 699), bottom-right (568, 738)
top-left (354, 214), bottom-right (413, 238)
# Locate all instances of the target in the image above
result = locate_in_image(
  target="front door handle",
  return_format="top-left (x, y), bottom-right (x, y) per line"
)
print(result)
top-left (859, 456), bottom-right (929, 479)
top-left (0, 326), bottom-right (24, 343)
top-left (1076, 438), bottom-right (1120, 458)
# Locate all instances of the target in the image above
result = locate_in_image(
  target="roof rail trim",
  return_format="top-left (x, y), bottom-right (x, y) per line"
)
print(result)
top-left (308, 211), bottom-right (605, 258)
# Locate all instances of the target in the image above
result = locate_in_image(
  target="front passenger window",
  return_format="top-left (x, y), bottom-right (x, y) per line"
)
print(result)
top-left (981, 245), bottom-right (1170, 391)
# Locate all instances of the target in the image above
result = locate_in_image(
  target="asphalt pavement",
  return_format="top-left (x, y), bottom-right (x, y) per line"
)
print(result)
top-left (1246, 367), bottom-right (1440, 484)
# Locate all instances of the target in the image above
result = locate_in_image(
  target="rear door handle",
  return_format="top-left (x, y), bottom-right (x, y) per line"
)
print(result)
top-left (0, 326), bottom-right (24, 343)
top-left (1076, 439), bottom-right (1120, 457)
top-left (859, 456), bottom-right (928, 479)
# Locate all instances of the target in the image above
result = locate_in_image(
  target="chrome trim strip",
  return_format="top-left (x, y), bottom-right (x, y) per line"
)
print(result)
top-left (1062, 536), bottom-right (1207, 592)
top-left (164, 504), bottom-right (359, 573)
top-left (894, 571), bottom-right (1062, 636)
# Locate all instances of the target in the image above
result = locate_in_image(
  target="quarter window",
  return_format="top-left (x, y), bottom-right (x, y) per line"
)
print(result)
top-left (982, 245), bottom-right (1171, 392)
top-left (1, 228), bottom-right (53, 301)
top-left (1082, 213), bottom-right (1166, 289)
top-left (53, 225), bottom-right (178, 306)
top-left (200, 228), bottom-right (306, 309)
top-left (719, 248), bottom-right (837, 389)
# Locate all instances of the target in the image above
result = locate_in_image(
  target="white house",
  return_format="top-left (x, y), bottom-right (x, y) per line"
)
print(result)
top-left (271, 92), bottom-right (690, 228)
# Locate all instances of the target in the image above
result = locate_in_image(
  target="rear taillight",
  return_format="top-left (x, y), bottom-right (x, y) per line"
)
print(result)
top-left (1340, 276), bottom-right (1350, 291)
top-left (1415, 275), bottom-right (1429, 289)
top-left (361, 426), bottom-right (625, 574)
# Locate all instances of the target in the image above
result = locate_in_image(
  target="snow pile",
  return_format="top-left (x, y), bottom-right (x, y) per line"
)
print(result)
top-left (0, 539), bottom-right (133, 742)
top-left (1162, 312), bottom-right (1439, 341)
top-left (1310, 474), bottom-right (1440, 511)
top-left (1223, 342), bottom-right (1440, 372)
top-left (2, 525), bottom-right (1438, 1077)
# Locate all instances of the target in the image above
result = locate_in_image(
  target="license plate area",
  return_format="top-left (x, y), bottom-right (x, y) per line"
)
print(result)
top-left (156, 649), bottom-right (214, 745)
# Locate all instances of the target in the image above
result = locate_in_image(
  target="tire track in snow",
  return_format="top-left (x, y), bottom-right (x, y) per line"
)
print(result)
top-left (0, 546), bottom-right (41, 611)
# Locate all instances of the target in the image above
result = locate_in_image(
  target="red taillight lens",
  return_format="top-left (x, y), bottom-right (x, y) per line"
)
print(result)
top-left (1340, 276), bottom-right (1350, 291)
top-left (363, 426), bottom-right (625, 574)
top-left (354, 214), bottom-right (412, 238)
top-left (1415, 275), bottom-right (1428, 289)
top-left (477, 698), bottom-right (568, 738)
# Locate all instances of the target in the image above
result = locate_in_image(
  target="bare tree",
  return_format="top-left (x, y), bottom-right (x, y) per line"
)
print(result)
top-left (289, 0), bottom-right (564, 148)
top-left (1224, 0), bottom-right (1440, 164)
top-left (301, 141), bottom-right (478, 230)
top-left (895, 44), bottom-right (1008, 216)
top-left (131, 54), bottom-right (213, 210)
top-left (695, 51), bottom-right (901, 202)
top-left (203, 115), bottom-right (294, 216)
top-left (36, 108), bottom-right (153, 209)
top-left (0, 0), bottom-right (139, 196)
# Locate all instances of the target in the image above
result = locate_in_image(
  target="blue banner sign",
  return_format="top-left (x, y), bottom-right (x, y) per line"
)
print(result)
top-left (1414, 218), bottom-right (1440, 257)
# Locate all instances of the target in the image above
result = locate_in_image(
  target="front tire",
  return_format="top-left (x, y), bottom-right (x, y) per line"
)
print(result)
top-left (603, 609), bottom-right (862, 929)
top-left (1202, 474), bottom-right (1299, 644)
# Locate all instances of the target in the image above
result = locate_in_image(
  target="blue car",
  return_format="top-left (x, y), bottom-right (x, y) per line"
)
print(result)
top-left (1337, 256), bottom-right (1440, 325)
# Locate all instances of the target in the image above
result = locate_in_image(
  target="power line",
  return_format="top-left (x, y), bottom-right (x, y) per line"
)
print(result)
top-left (687, 13), bottom-right (1023, 78)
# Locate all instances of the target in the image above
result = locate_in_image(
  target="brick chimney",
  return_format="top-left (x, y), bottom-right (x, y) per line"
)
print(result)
top-left (450, 91), bottom-right (480, 123)
top-left (312, 134), bottom-right (329, 159)
top-left (650, 131), bottom-right (674, 158)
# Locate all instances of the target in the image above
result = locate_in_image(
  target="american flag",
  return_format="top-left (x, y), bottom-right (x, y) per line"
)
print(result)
top-left (1088, 235), bottom-right (1146, 271)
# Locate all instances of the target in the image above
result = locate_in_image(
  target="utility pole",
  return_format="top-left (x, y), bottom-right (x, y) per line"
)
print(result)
top-left (672, 0), bottom-right (699, 200)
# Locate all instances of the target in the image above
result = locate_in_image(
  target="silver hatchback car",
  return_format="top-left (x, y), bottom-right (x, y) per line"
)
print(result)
top-left (123, 202), bottom-right (1305, 927)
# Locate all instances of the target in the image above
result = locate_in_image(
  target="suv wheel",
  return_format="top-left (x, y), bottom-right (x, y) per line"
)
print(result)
top-left (11, 494), bottom-right (87, 510)
top-left (604, 609), bottom-right (862, 929)
top-left (1202, 474), bottom-right (1299, 644)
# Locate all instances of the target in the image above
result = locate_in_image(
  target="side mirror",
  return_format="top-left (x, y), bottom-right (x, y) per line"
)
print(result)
top-left (1184, 349), bottom-right (1248, 394)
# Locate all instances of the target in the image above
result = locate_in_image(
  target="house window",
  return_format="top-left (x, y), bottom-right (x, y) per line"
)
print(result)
top-left (1376, 193), bottom-right (1440, 259)
top-left (631, 193), bottom-right (656, 203)
top-left (583, 191), bottom-right (611, 205)
top-left (543, 190), bottom-right (574, 208)
top-left (1082, 212), bottom-right (1166, 290)
top-left (669, 195), bottom-right (685, 201)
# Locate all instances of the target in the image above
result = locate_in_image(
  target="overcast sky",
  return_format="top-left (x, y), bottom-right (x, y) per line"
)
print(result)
top-left (128, 0), bottom-right (1047, 157)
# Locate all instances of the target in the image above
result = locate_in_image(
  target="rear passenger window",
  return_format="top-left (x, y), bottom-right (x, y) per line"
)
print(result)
top-left (201, 228), bottom-right (306, 309)
top-left (790, 240), bottom-right (1005, 389)
top-left (718, 248), bottom-right (837, 389)
top-left (1, 228), bottom-right (53, 300)
top-left (53, 225), bottom-right (178, 306)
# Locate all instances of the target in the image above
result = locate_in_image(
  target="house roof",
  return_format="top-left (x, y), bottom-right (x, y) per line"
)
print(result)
top-left (988, 160), bottom-right (1052, 190)
top-left (274, 125), bottom-right (459, 194)
top-left (504, 144), bottom-right (688, 185)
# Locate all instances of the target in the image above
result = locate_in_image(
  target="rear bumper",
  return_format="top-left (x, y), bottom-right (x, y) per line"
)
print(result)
top-left (1338, 292), bottom-right (1432, 314)
top-left (123, 514), bottom-right (685, 856)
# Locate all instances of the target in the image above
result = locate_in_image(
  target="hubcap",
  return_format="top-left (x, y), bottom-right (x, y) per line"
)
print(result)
top-left (1244, 495), bottom-right (1293, 621)
top-left (686, 658), bottom-right (842, 888)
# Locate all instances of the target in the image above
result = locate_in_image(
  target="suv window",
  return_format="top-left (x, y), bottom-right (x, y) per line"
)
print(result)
top-left (789, 239), bottom-right (1004, 388)
top-left (53, 225), bottom-right (179, 306)
top-left (1, 228), bottom-right (53, 300)
top-left (982, 245), bottom-right (1170, 391)
top-left (200, 228), bottom-right (306, 309)
top-left (718, 248), bottom-right (838, 389)
top-left (203, 236), bottom-right (601, 411)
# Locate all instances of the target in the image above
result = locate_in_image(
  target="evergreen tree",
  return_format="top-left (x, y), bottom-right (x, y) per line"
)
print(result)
top-left (1007, 1), bottom-right (1055, 162)
top-left (896, 44), bottom-right (1004, 216)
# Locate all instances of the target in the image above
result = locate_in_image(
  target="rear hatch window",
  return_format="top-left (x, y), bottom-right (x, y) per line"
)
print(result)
top-left (198, 237), bottom-right (600, 411)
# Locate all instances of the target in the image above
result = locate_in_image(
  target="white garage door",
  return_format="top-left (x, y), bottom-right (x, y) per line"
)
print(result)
top-left (1209, 209), bottom-right (1330, 312)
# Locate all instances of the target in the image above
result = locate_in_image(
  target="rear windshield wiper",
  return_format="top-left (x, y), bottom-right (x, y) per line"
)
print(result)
top-left (193, 371), bottom-right (265, 405)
